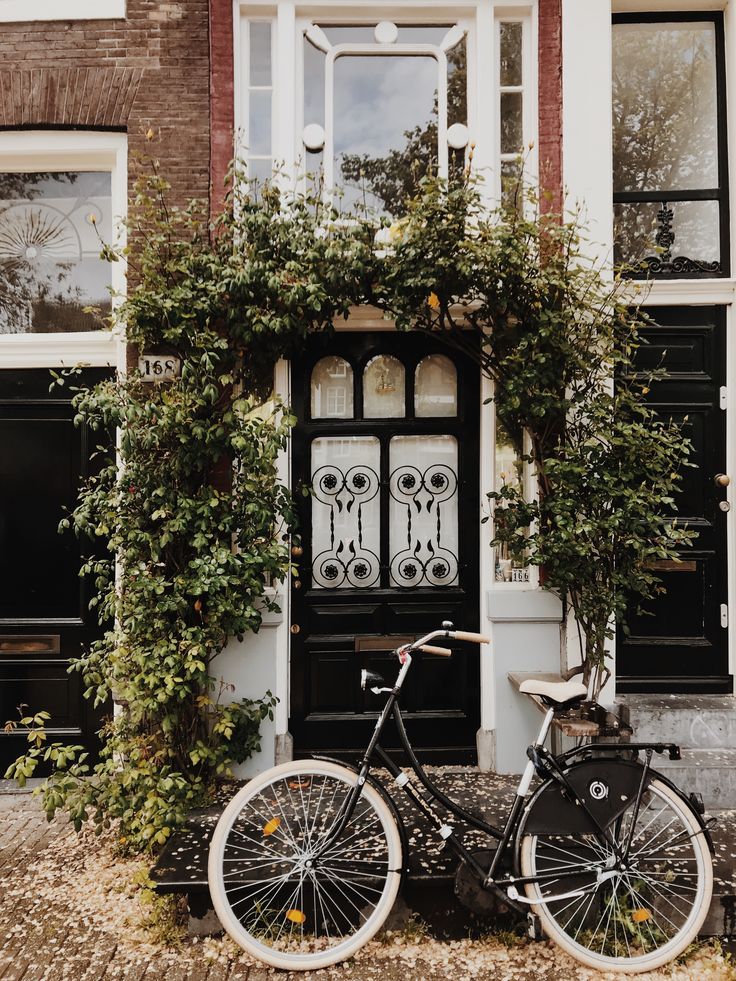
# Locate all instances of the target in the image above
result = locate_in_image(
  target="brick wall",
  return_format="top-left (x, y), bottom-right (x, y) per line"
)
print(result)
top-left (537, 0), bottom-right (563, 214)
top-left (0, 0), bottom-right (211, 208)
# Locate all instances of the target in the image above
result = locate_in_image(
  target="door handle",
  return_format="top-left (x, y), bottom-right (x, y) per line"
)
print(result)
top-left (715, 473), bottom-right (731, 487)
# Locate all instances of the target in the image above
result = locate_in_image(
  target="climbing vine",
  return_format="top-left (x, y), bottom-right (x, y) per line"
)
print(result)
top-left (5, 160), bottom-right (372, 851)
top-left (370, 176), bottom-right (694, 695)
top-left (6, 159), bottom-right (693, 846)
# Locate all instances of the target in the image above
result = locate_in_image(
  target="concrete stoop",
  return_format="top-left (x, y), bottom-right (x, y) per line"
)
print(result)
top-left (151, 770), bottom-right (736, 940)
top-left (617, 694), bottom-right (736, 809)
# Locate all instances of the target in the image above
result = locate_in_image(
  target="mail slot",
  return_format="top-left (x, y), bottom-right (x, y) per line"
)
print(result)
top-left (646, 560), bottom-right (697, 573)
top-left (0, 635), bottom-right (61, 655)
top-left (355, 636), bottom-right (413, 654)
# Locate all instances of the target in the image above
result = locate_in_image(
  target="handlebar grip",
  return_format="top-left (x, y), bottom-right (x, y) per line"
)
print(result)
top-left (453, 631), bottom-right (490, 644)
top-left (419, 644), bottom-right (453, 657)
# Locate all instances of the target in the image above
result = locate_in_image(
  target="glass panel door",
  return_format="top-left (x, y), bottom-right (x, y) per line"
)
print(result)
top-left (291, 331), bottom-right (481, 761)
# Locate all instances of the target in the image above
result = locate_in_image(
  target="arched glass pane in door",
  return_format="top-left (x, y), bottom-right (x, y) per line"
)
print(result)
top-left (363, 355), bottom-right (405, 417)
top-left (414, 355), bottom-right (457, 416)
top-left (311, 357), bottom-right (354, 418)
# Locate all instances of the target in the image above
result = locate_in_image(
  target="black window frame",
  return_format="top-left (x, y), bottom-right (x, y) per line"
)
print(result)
top-left (612, 11), bottom-right (730, 278)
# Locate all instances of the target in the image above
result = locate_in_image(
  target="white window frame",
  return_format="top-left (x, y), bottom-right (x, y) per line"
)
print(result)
top-left (235, 1), bottom-right (537, 203)
top-left (0, 0), bottom-right (124, 21)
top-left (0, 130), bottom-right (127, 369)
top-left (495, 10), bottom-right (538, 202)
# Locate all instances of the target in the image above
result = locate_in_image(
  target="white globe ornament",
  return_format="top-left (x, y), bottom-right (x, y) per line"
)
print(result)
top-left (447, 123), bottom-right (469, 150)
top-left (302, 123), bottom-right (326, 152)
top-left (374, 21), bottom-right (398, 44)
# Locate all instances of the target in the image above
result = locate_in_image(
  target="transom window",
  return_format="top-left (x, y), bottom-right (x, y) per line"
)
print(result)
top-left (612, 13), bottom-right (729, 277)
top-left (0, 170), bottom-right (112, 335)
top-left (301, 21), bottom-right (468, 216)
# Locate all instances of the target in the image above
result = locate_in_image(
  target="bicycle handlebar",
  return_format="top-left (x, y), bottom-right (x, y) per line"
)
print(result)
top-left (418, 644), bottom-right (453, 657)
top-left (453, 631), bottom-right (491, 644)
top-left (400, 627), bottom-right (490, 659)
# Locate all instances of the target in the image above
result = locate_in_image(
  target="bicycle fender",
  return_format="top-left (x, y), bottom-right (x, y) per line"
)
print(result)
top-left (310, 755), bottom-right (411, 880)
top-left (517, 758), bottom-right (653, 841)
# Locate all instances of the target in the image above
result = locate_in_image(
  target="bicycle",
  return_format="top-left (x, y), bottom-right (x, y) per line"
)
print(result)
top-left (208, 623), bottom-right (714, 973)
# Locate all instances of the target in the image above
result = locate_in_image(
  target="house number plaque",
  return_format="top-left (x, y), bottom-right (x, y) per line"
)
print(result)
top-left (138, 355), bottom-right (181, 382)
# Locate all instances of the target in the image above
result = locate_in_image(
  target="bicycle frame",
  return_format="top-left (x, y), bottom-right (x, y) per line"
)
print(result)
top-left (313, 636), bottom-right (696, 917)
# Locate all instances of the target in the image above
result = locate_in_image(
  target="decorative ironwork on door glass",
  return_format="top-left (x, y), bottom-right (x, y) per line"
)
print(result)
top-left (309, 353), bottom-right (461, 590)
top-left (389, 436), bottom-right (459, 587)
top-left (311, 436), bottom-right (380, 588)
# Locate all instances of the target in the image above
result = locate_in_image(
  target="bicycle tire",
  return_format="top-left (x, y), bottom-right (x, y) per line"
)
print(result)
top-left (208, 759), bottom-right (403, 971)
top-left (519, 776), bottom-right (712, 973)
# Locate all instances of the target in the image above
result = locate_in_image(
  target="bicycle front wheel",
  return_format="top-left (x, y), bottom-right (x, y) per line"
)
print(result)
top-left (208, 759), bottom-right (403, 971)
top-left (519, 777), bottom-right (712, 974)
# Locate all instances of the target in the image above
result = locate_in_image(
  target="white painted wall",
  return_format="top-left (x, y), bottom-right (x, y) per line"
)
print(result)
top-left (561, 0), bottom-right (614, 262)
top-left (487, 588), bottom-right (563, 773)
top-left (216, 595), bottom-right (286, 779)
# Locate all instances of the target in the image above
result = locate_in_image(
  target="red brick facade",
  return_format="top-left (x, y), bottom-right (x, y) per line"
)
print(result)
top-left (209, 0), bottom-right (234, 217)
top-left (0, 0), bottom-right (211, 208)
top-left (537, 0), bottom-right (564, 213)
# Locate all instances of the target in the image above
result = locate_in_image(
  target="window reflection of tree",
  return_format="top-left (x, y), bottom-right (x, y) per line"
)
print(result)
top-left (339, 43), bottom-right (467, 217)
top-left (612, 23), bottom-right (721, 269)
top-left (0, 172), bottom-right (110, 334)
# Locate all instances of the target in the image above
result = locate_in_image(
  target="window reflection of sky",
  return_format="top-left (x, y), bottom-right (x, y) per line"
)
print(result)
top-left (334, 55), bottom-right (436, 159)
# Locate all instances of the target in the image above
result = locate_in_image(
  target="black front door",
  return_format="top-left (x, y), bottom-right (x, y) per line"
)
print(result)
top-left (291, 332), bottom-right (481, 762)
top-left (0, 369), bottom-right (110, 769)
top-left (617, 306), bottom-right (730, 693)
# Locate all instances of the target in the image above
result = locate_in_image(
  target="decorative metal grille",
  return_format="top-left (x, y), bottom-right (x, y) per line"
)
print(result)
top-left (389, 462), bottom-right (459, 587)
top-left (310, 463), bottom-right (380, 588)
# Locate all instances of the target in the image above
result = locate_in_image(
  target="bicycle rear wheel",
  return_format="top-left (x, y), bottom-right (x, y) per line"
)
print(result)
top-left (519, 777), bottom-right (712, 973)
top-left (208, 759), bottom-right (403, 971)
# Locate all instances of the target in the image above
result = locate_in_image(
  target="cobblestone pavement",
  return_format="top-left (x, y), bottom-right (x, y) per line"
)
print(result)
top-left (1, 795), bottom-right (734, 981)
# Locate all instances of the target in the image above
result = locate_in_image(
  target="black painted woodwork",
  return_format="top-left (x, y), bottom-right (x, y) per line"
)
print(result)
top-left (0, 368), bottom-right (111, 770)
top-left (616, 307), bottom-right (730, 693)
top-left (290, 333), bottom-right (481, 761)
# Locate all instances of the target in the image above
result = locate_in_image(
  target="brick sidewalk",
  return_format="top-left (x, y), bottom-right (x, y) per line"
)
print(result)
top-left (1, 794), bottom-right (734, 981)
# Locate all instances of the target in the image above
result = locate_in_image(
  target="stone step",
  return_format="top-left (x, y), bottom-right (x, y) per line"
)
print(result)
top-left (617, 694), bottom-right (736, 749)
top-left (652, 748), bottom-right (736, 809)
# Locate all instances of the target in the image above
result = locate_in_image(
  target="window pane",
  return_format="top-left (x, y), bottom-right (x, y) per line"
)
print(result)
top-left (311, 436), bottom-right (380, 588)
top-left (247, 157), bottom-right (273, 183)
top-left (304, 38), bottom-right (326, 128)
top-left (500, 22), bottom-right (522, 87)
top-left (500, 92), bottom-right (523, 154)
top-left (415, 355), bottom-right (457, 417)
top-left (249, 22), bottom-right (272, 86)
top-left (0, 171), bottom-right (111, 334)
top-left (614, 199), bottom-right (720, 270)
top-left (322, 25), bottom-right (452, 44)
top-left (613, 21), bottom-right (718, 192)
top-left (389, 435), bottom-right (458, 587)
top-left (447, 40), bottom-right (467, 128)
top-left (494, 417), bottom-right (529, 583)
top-left (501, 158), bottom-right (523, 211)
top-left (311, 357), bottom-right (354, 418)
top-left (363, 355), bottom-right (405, 418)
top-left (333, 54), bottom-right (438, 216)
top-left (248, 91), bottom-right (271, 156)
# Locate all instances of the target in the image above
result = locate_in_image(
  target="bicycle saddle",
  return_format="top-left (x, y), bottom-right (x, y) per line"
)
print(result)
top-left (519, 678), bottom-right (587, 705)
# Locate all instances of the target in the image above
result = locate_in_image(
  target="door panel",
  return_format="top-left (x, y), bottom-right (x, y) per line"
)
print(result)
top-left (0, 369), bottom-right (111, 769)
top-left (291, 332), bottom-right (481, 761)
top-left (616, 307), bottom-right (729, 692)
